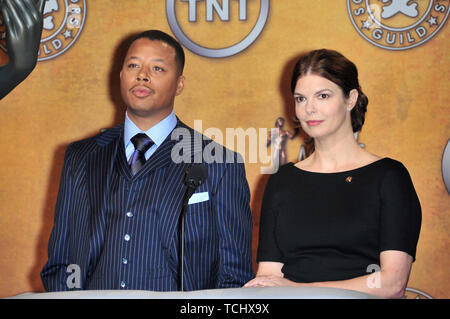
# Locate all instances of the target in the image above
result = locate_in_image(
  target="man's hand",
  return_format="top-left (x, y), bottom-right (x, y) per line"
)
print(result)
top-left (0, 0), bottom-right (45, 99)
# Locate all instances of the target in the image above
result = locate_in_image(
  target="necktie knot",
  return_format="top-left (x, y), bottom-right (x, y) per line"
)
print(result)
top-left (129, 133), bottom-right (154, 175)
top-left (131, 133), bottom-right (154, 154)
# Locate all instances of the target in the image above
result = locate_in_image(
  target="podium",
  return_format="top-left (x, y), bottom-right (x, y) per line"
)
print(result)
top-left (8, 287), bottom-right (379, 299)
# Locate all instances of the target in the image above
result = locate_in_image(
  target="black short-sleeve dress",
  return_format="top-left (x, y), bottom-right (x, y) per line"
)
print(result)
top-left (256, 158), bottom-right (421, 283)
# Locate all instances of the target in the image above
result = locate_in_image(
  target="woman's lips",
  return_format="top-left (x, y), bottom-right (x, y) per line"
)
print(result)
top-left (306, 120), bottom-right (323, 126)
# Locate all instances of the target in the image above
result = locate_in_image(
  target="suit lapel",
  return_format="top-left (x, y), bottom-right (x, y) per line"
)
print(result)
top-left (155, 121), bottom-right (206, 287)
top-left (85, 124), bottom-right (123, 270)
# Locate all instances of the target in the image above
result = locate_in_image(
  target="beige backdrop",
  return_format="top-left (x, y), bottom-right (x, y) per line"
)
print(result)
top-left (0, 0), bottom-right (448, 298)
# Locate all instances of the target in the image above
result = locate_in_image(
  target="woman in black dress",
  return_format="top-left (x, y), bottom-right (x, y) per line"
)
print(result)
top-left (244, 49), bottom-right (421, 298)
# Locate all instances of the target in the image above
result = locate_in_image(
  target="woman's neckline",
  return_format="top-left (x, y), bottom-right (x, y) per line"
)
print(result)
top-left (288, 157), bottom-right (389, 175)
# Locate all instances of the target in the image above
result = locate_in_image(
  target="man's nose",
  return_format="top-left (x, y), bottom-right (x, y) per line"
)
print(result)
top-left (137, 70), bottom-right (150, 82)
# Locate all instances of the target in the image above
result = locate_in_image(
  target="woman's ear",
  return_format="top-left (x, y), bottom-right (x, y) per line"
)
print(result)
top-left (347, 89), bottom-right (359, 111)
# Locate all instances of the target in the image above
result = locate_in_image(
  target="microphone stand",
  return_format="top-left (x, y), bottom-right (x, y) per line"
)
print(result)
top-left (178, 164), bottom-right (207, 292)
top-left (178, 186), bottom-right (196, 291)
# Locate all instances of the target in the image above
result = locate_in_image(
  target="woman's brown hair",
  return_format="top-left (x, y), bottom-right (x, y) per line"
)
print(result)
top-left (291, 49), bottom-right (368, 132)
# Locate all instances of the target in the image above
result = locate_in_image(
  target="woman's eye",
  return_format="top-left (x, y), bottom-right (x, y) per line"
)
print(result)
top-left (295, 96), bottom-right (305, 103)
top-left (154, 66), bottom-right (164, 72)
top-left (127, 63), bottom-right (139, 68)
top-left (319, 93), bottom-right (329, 99)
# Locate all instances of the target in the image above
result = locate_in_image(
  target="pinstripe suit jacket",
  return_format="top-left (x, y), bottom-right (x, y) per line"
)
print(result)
top-left (41, 120), bottom-right (254, 291)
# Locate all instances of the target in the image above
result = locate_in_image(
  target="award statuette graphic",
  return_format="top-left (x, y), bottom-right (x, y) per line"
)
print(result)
top-left (0, 0), bottom-right (45, 99)
top-left (348, 0), bottom-right (448, 50)
top-left (267, 117), bottom-right (297, 166)
top-left (0, 10), bottom-right (6, 65)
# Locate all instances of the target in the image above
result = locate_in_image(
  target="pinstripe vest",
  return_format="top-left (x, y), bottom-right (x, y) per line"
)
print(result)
top-left (85, 134), bottom-right (178, 290)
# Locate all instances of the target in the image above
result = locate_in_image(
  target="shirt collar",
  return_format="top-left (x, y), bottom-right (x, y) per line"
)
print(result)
top-left (124, 110), bottom-right (177, 148)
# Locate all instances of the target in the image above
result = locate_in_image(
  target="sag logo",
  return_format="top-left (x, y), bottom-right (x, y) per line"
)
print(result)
top-left (347, 0), bottom-right (448, 50)
top-left (166, 0), bottom-right (269, 58)
top-left (39, 0), bottom-right (86, 61)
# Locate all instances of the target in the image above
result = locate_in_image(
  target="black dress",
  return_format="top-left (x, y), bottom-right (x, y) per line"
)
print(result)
top-left (256, 158), bottom-right (421, 283)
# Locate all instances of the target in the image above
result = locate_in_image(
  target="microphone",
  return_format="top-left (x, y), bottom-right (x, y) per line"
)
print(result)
top-left (178, 164), bottom-right (208, 291)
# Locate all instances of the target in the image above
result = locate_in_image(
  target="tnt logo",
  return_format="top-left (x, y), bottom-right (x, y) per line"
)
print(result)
top-left (183, 0), bottom-right (251, 21)
top-left (348, 0), bottom-right (448, 50)
top-left (39, 0), bottom-right (87, 61)
top-left (166, 0), bottom-right (270, 58)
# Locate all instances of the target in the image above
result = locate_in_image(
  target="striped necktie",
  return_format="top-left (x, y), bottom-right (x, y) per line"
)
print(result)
top-left (129, 133), bottom-right (154, 175)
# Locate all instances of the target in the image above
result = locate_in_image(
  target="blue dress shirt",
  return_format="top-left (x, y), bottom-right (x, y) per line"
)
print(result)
top-left (124, 110), bottom-right (177, 162)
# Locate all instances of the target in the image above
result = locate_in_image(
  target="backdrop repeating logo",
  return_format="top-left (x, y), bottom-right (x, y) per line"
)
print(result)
top-left (443, 139), bottom-right (450, 193)
top-left (405, 287), bottom-right (433, 299)
top-left (347, 0), bottom-right (448, 50)
top-left (166, 0), bottom-right (269, 58)
top-left (38, 0), bottom-right (87, 61)
top-left (0, 0), bottom-right (86, 61)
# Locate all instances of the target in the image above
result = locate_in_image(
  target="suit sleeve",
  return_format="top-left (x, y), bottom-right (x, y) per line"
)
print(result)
top-left (40, 144), bottom-right (75, 291)
top-left (214, 156), bottom-right (254, 287)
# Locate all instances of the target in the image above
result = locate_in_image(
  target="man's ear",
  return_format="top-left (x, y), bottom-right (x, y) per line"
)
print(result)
top-left (176, 75), bottom-right (185, 96)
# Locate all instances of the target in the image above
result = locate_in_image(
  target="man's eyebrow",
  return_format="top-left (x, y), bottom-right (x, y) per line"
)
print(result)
top-left (126, 56), bottom-right (166, 63)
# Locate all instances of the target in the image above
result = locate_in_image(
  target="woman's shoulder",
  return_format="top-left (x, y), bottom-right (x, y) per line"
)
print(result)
top-left (376, 157), bottom-right (411, 175)
top-left (376, 158), bottom-right (417, 191)
top-left (263, 162), bottom-right (301, 190)
top-left (266, 162), bottom-right (299, 181)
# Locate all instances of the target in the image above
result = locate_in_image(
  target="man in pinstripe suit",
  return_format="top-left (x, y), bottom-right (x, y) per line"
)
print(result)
top-left (41, 30), bottom-right (254, 291)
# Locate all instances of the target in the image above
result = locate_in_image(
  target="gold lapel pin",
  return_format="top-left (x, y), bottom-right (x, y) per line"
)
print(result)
top-left (345, 176), bottom-right (353, 183)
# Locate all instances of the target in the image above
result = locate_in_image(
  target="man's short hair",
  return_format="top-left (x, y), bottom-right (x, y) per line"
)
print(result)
top-left (129, 30), bottom-right (185, 75)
